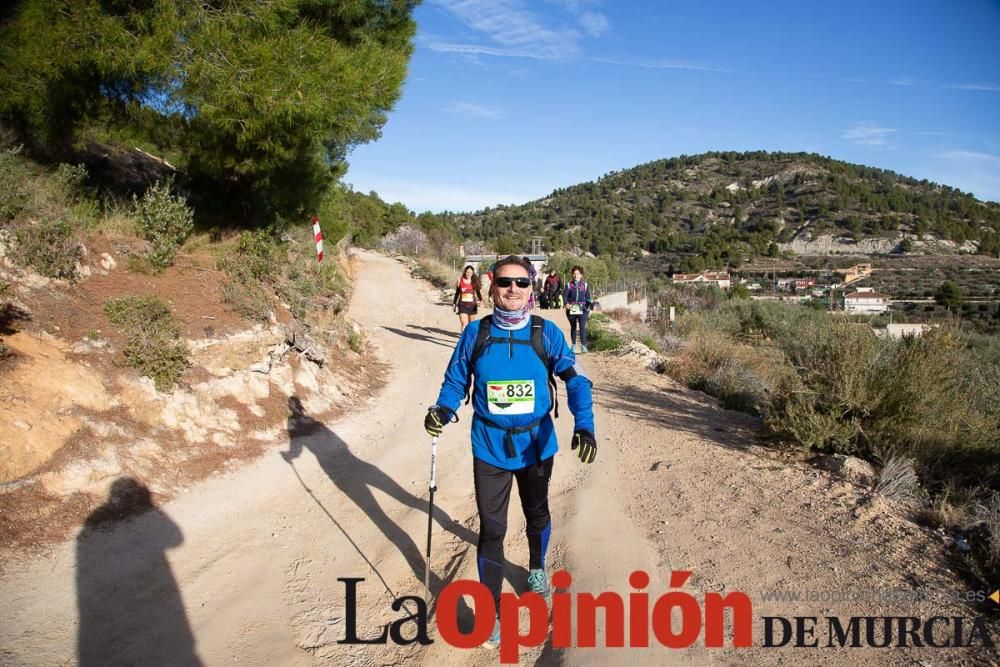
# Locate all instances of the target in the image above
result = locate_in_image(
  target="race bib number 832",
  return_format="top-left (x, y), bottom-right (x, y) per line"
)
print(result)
top-left (486, 380), bottom-right (535, 415)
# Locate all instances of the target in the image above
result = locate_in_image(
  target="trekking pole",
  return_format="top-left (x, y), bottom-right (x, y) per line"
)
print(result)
top-left (424, 436), bottom-right (438, 597)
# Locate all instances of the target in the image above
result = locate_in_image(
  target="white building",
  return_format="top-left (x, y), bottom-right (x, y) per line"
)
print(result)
top-left (884, 323), bottom-right (933, 338)
top-left (844, 288), bottom-right (890, 314)
top-left (672, 271), bottom-right (731, 289)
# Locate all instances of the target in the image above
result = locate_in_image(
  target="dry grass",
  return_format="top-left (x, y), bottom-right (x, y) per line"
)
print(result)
top-left (662, 331), bottom-right (793, 415)
top-left (412, 255), bottom-right (455, 289)
top-left (875, 457), bottom-right (923, 508)
top-left (662, 297), bottom-right (1000, 589)
top-left (974, 494), bottom-right (1000, 571)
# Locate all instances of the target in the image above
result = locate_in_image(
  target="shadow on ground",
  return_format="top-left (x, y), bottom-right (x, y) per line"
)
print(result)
top-left (594, 379), bottom-right (761, 452)
top-left (280, 397), bottom-right (530, 614)
top-left (381, 325), bottom-right (455, 349)
top-left (76, 477), bottom-right (201, 666)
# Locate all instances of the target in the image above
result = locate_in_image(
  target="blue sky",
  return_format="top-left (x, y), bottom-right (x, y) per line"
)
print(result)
top-left (345, 0), bottom-right (1000, 212)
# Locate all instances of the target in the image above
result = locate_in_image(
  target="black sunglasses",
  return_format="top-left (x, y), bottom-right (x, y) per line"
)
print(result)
top-left (494, 277), bottom-right (532, 288)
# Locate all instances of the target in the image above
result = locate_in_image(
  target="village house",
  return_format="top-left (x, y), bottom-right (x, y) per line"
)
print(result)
top-left (839, 263), bottom-right (874, 284)
top-left (777, 277), bottom-right (818, 292)
top-left (844, 287), bottom-right (890, 314)
top-left (671, 271), bottom-right (731, 289)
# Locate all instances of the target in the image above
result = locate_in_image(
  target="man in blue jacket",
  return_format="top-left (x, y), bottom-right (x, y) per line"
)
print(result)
top-left (424, 255), bottom-right (597, 649)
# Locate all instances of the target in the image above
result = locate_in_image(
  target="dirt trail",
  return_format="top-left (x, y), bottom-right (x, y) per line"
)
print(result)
top-left (0, 250), bottom-right (994, 665)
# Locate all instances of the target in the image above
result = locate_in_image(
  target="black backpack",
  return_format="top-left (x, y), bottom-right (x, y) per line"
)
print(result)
top-left (466, 314), bottom-right (580, 419)
top-left (465, 314), bottom-right (582, 460)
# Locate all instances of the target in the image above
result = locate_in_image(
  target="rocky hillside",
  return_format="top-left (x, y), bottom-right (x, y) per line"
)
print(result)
top-left (448, 151), bottom-right (1000, 269)
top-left (0, 147), bottom-right (382, 554)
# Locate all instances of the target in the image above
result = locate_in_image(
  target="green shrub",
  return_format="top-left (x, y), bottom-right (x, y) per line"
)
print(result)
top-left (959, 333), bottom-right (1000, 422)
top-left (279, 257), bottom-right (347, 320)
top-left (587, 327), bottom-right (622, 352)
top-left (53, 163), bottom-right (100, 227)
top-left (666, 329), bottom-right (792, 416)
top-left (347, 329), bottom-right (364, 354)
top-left (702, 357), bottom-right (768, 415)
top-left (766, 320), bottom-right (881, 452)
top-left (221, 280), bottom-right (272, 321)
top-left (0, 148), bottom-right (30, 221)
top-left (765, 321), bottom-right (998, 489)
top-left (11, 217), bottom-right (80, 278)
top-left (218, 229), bottom-right (279, 320)
top-left (585, 315), bottom-right (624, 351)
top-left (676, 306), bottom-right (742, 339)
top-left (126, 255), bottom-right (156, 274)
top-left (133, 177), bottom-right (194, 270)
top-left (218, 225), bottom-right (348, 323)
top-left (53, 163), bottom-right (88, 199)
top-left (666, 298), bottom-right (1000, 493)
top-left (224, 229), bottom-right (279, 283)
top-left (103, 296), bottom-right (189, 391)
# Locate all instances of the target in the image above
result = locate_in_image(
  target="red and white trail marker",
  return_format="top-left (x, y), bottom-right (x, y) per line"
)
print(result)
top-left (312, 214), bottom-right (324, 262)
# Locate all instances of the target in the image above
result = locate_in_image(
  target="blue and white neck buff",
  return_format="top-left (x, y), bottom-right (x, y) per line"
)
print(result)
top-left (492, 305), bottom-right (529, 330)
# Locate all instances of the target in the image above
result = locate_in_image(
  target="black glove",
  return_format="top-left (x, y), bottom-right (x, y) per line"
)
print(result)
top-left (571, 429), bottom-right (597, 464)
top-left (424, 406), bottom-right (453, 437)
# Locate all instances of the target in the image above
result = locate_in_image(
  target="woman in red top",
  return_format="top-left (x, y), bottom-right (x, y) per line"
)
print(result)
top-left (453, 264), bottom-right (483, 331)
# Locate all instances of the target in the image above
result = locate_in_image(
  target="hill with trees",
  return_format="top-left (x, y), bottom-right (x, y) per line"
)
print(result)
top-left (445, 151), bottom-right (1000, 272)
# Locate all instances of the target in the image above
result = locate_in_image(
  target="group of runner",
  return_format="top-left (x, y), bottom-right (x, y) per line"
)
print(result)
top-left (451, 260), bottom-right (594, 353)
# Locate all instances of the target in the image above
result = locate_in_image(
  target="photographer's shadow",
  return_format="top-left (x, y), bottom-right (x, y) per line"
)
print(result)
top-left (76, 477), bottom-right (201, 666)
top-left (280, 397), bottom-right (529, 607)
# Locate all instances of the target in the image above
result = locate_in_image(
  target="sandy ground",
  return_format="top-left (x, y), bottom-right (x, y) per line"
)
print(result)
top-left (1, 250), bottom-right (996, 666)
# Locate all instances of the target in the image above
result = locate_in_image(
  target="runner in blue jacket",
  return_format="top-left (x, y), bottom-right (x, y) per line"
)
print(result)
top-left (424, 255), bottom-right (597, 649)
top-left (564, 265), bottom-right (593, 353)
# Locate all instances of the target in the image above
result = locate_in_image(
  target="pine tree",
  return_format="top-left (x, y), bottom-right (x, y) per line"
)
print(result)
top-left (0, 0), bottom-right (418, 224)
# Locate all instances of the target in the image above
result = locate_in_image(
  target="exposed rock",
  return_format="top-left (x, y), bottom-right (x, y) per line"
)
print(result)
top-left (99, 253), bottom-right (117, 273)
top-left (71, 337), bottom-right (109, 354)
top-left (815, 454), bottom-right (876, 487)
top-left (780, 234), bottom-right (899, 255)
top-left (0, 332), bottom-right (116, 483)
top-left (40, 447), bottom-right (122, 497)
top-left (616, 339), bottom-right (666, 373)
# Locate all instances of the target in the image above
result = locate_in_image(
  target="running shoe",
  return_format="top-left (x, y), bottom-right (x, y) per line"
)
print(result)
top-left (482, 614), bottom-right (501, 649)
top-left (528, 568), bottom-right (551, 604)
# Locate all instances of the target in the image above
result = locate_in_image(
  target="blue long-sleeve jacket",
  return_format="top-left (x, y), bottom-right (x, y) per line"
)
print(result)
top-left (434, 316), bottom-right (595, 470)
top-left (564, 280), bottom-right (592, 309)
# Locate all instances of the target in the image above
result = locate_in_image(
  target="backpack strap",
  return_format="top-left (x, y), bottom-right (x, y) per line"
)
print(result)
top-left (464, 315), bottom-right (493, 405)
top-left (528, 315), bottom-right (547, 367)
top-left (466, 316), bottom-right (582, 464)
top-left (475, 413), bottom-right (548, 459)
top-left (530, 315), bottom-right (562, 418)
top-left (471, 314), bottom-right (493, 364)
top-left (466, 315), bottom-right (538, 403)
top-left (466, 315), bottom-right (561, 418)
top-left (470, 315), bottom-right (547, 367)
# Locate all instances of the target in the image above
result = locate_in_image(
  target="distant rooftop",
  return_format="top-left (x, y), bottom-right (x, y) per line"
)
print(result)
top-left (465, 254), bottom-right (548, 262)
